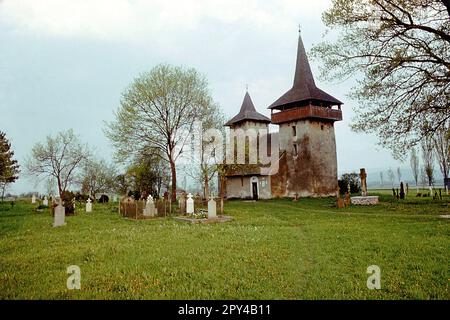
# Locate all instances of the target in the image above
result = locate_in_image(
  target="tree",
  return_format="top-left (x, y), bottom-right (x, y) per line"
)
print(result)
top-left (410, 148), bottom-right (420, 192)
top-left (0, 131), bottom-right (20, 202)
top-left (397, 167), bottom-right (402, 184)
top-left (387, 167), bottom-right (395, 187)
top-left (433, 123), bottom-right (450, 184)
top-left (126, 151), bottom-right (170, 197)
top-left (184, 103), bottom-right (225, 198)
top-left (379, 171), bottom-right (384, 188)
top-left (79, 159), bottom-right (117, 201)
top-left (421, 136), bottom-right (435, 188)
top-left (311, 0), bottom-right (450, 159)
top-left (338, 173), bottom-right (361, 194)
top-left (26, 129), bottom-right (90, 198)
top-left (105, 64), bottom-right (214, 202)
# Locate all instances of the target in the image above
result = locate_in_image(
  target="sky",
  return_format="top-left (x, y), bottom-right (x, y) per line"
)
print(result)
top-left (0, 0), bottom-right (414, 194)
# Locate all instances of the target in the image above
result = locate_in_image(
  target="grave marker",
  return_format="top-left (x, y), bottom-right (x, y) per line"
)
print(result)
top-left (186, 193), bottom-right (194, 214)
top-left (53, 199), bottom-right (66, 227)
top-left (86, 198), bottom-right (92, 213)
top-left (208, 196), bottom-right (217, 218)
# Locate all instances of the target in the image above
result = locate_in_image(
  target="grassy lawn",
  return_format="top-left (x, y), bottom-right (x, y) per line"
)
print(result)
top-left (0, 191), bottom-right (449, 299)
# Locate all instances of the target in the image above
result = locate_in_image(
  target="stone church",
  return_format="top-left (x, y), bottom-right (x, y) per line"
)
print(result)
top-left (222, 33), bottom-right (343, 199)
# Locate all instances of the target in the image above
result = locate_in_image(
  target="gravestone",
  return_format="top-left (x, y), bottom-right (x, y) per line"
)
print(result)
top-left (43, 196), bottom-right (48, 206)
top-left (53, 200), bottom-right (66, 227)
top-left (86, 198), bottom-right (92, 213)
top-left (344, 192), bottom-right (351, 207)
top-left (359, 168), bottom-right (367, 196)
top-left (208, 196), bottom-right (217, 218)
top-left (179, 193), bottom-right (186, 215)
top-left (144, 195), bottom-right (156, 217)
top-left (336, 194), bottom-right (344, 209)
top-left (32, 194), bottom-right (36, 204)
top-left (186, 193), bottom-right (194, 214)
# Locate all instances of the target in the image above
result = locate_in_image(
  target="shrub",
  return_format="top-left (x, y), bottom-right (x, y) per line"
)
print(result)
top-left (338, 173), bottom-right (361, 195)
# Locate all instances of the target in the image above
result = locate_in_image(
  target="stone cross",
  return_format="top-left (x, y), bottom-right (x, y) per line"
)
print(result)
top-left (86, 198), bottom-right (92, 213)
top-left (31, 194), bottom-right (36, 204)
top-left (43, 196), bottom-right (48, 206)
top-left (186, 193), bottom-right (194, 214)
top-left (144, 195), bottom-right (156, 217)
top-left (53, 199), bottom-right (66, 227)
top-left (359, 168), bottom-right (367, 196)
top-left (207, 196), bottom-right (217, 218)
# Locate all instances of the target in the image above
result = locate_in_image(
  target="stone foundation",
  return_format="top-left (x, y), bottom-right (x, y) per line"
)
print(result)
top-left (350, 196), bottom-right (379, 205)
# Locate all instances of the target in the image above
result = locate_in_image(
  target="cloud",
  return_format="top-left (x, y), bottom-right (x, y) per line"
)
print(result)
top-left (0, 0), bottom-right (332, 40)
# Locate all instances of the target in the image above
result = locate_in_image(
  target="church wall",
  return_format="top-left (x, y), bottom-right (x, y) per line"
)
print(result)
top-left (271, 119), bottom-right (338, 197)
top-left (225, 175), bottom-right (271, 199)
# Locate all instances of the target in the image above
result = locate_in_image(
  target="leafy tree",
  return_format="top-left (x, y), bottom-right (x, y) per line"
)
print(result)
top-left (105, 64), bottom-right (215, 201)
top-left (311, 0), bottom-right (450, 158)
top-left (0, 131), bottom-right (20, 202)
top-left (26, 129), bottom-right (90, 199)
top-left (78, 159), bottom-right (117, 201)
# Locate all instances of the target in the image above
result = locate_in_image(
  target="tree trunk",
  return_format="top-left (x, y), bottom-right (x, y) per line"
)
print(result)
top-left (57, 177), bottom-right (63, 199)
top-left (169, 159), bottom-right (177, 202)
top-left (204, 173), bottom-right (209, 199)
top-left (1, 183), bottom-right (6, 202)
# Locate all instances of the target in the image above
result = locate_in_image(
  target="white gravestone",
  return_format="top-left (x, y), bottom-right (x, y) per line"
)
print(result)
top-left (207, 196), bottom-right (217, 219)
top-left (53, 200), bottom-right (66, 227)
top-left (43, 196), bottom-right (48, 206)
top-left (144, 195), bottom-right (156, 217)
top-left (86, 198), bottom-right (92, 213)
top-left (186, 193), bottom-right (194, 214)
top-left (31, 194), bottom-right (36, 204)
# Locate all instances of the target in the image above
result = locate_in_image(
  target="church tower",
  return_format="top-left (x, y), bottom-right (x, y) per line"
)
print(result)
top-left (269, 32), bottom-right (343, 197)
top-left (223, 91), bottom-right (272, 200)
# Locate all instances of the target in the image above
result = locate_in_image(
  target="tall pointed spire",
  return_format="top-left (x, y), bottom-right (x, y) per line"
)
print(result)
top-left (225, 91), bottom-right (271, 126)
top-left (268, 31), bottom-right (342, 110)
top-left (293, 32), bottom-right (316, 90)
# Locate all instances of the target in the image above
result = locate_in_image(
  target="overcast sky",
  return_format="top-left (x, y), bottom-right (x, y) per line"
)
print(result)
top-left (0, 0), bottom-right (411, 194)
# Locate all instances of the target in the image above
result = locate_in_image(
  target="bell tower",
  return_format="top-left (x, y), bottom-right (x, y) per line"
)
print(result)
top-left (269, 32), bottom-right (343, 197)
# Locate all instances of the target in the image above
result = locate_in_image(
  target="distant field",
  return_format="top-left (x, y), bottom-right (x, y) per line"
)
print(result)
top-left (0, 192), bottom-right (448, 299)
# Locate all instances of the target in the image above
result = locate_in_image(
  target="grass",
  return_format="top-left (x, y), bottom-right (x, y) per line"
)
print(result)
top-left (0, 191), bottom-right (449, 300)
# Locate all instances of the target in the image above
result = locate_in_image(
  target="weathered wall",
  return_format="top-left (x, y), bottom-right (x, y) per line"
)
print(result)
top-left (271, 119), bottom-right (338, 197)
top-left (225, 175), bottom-right (271, 199)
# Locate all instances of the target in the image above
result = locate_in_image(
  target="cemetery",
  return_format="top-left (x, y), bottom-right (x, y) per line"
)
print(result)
top-left (0, 0), bottom-right (448, 303)
top-left (0, 189), bottom-right (448, 299)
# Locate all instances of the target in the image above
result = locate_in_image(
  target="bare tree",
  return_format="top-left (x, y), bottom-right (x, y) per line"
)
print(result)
top-left (105, 64), bottom-right (214, 202)
top-left (312, 0), bottom-right (450, 159)
top-left (433, 124), bottom-right (450, 186)
top-left (387, 168), bottom-right (395, 187)
top-left (410, 148), bottom-right (420, 192)
top-left (421, 136), bottom-right (435, 190)
top-left (396, 167), bottom-right (402, 184)
top-left (26, 129), bottom-right (90, 198)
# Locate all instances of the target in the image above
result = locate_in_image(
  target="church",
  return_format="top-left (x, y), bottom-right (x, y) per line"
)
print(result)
top-left (222, 32), bottom-right (343, 199)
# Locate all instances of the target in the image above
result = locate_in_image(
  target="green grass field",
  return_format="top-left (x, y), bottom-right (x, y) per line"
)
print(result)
top-left (0, 191), bottom-right (449, 300)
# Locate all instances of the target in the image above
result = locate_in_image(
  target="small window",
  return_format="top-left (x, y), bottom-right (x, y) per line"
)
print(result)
top-left (293, 144), bottom-right (298, 156)
top-left (292, 125), bottom-right (297, 136)
top-left (241, 176), bottom-right (244, 187)
top-left (321, 125), bottom-right (324, 131)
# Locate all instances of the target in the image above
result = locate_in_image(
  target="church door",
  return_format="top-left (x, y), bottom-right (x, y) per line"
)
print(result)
top-left (252, 182), bottom-right (258, 200)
